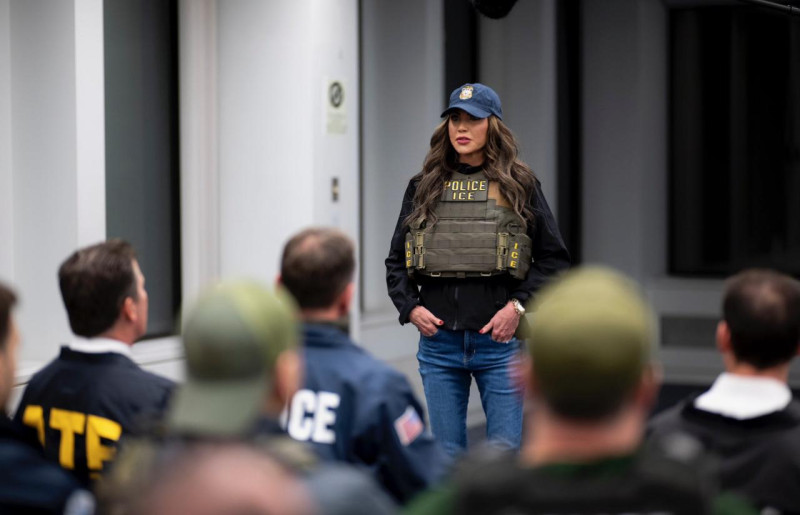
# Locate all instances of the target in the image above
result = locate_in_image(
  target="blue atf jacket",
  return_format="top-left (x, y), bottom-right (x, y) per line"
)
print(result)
top-left (14, 347), bottom-right (174, 486)
top-left (285, 322), bottom-right (450, 503)
top-left (0, 415), bottom-right (93, 514)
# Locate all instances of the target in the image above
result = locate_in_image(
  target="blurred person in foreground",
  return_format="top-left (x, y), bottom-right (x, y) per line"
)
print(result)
top-left (99, 281), bottom-right (395, 515)
top-left (128, 441), bottom-right (315, 515)
top-left (14, 240), bottom-right (174, 485)
top-left (406, 267), bottom-right (755, 515)
top-left (0, 282), bottom-right (94, 514)
top-left (279, 227), bottom-right (449, 504)
top-left (649, 269), bottom-right (800, 513)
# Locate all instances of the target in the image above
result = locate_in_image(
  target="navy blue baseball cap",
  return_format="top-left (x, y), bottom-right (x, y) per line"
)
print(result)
top-left (441, 83), bottom-right (503, 120)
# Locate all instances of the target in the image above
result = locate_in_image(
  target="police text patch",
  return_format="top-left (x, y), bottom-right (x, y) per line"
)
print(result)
top-left (441, 178), bottom-right (488, 202)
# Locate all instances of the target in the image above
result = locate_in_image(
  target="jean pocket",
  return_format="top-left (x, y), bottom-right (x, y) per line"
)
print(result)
top-left (489, 335), bottom-right (517, 346)
top-left (419, 329), bottom-right (438, 345)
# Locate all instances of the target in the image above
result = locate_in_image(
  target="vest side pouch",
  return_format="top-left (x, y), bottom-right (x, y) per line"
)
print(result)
top-left (506, 233), bottom-right (532, 280)
top-left (406, 218), bottom-right (428, 275)
top-left (404, 231), bottom-right (415, 276)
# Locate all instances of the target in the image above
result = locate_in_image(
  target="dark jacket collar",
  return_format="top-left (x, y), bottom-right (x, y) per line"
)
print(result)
top-left (302, 321), bottom-right (356, 349)
top-left (59, 345), bottom-right (136, 365)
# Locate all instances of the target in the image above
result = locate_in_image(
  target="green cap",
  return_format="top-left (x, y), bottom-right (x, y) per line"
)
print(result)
top-left (528, 266), bottom-right (654, 419)
top-left (168, 281), bottom-right (299, 436)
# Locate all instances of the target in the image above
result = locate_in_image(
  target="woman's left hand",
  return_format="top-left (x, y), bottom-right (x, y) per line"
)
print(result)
top-left (479, 301), bottom-right (520, 343)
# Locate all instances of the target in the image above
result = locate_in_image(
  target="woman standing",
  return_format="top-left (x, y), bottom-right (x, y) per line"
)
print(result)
top-left (385, 83), bottom-right (570, 456)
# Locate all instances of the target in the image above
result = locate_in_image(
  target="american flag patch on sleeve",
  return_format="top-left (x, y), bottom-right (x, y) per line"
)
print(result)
top-left (394, 406), bottom-right (424, 446)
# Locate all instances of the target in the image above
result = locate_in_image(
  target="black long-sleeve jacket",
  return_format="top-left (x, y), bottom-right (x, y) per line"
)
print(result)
top-left (385, 164), bottom-right (571, 332)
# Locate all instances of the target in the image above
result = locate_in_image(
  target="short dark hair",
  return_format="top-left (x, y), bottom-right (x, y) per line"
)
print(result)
top-left (280, 228), bottom-right (355, 309)
top-left (723, 269), bottom-right (800, 369)
top-left (0, 282), bottom-right (17, 351)
top-left (59, 239), bottom-right (138, 338)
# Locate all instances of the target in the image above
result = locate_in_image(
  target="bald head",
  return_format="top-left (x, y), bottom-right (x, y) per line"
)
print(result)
top-left (280, 228), bottom-right (355, 310)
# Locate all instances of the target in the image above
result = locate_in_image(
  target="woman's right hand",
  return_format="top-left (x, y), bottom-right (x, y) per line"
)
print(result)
top-left (409, 306), bottom-right (443, 337)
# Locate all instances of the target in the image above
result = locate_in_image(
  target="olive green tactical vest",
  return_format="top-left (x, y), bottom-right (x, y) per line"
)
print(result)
top-left (405, 170), bottom-right (532, 280)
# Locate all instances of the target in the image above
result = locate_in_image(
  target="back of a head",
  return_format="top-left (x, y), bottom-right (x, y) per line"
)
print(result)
top-left (0, 282), bottom-right (16, 353)
top-left (169, 281), bottom-right (299, 437)
top-left (135, 442), bottom-right (316, 515)
top-left (280, 228), bottom-right (355, 310)
top-left (58, 239), bottom-right (137, 337)
top-left (0, 282), bottom-right (18, 406)
top-left (723, 268), bottom-right (800, 369)
top-left (528, 267), bottom-right (654, 420)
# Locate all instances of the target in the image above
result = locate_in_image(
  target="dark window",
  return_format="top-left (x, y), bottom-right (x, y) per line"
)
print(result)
top-left (104, 0), bottom-right (181, 337)
top-left (669, 5), bottom-right (800, 276)
top-left (556, 0), bottom-right (582, 264)
top-left (444, 0), bottom-right (479, 99)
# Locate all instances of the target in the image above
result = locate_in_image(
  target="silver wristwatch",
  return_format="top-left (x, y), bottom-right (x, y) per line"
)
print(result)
top-left (510, 298), bottom-right (526, 317)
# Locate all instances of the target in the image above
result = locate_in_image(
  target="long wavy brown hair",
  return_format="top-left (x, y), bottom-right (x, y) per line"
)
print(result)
top-left (405, 115), bottom-right (538, 230)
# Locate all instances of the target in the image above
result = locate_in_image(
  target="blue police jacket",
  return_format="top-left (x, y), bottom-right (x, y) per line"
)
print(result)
top-left (285, 322), bottom-right (450, 503)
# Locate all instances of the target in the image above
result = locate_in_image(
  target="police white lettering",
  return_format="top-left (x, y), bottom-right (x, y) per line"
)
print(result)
top-left (287, 389), bottom-right (341, 444)
top-left (287, 390), bottom-right (316, 440)
top-left (312, 392), bottom-right (340, 444)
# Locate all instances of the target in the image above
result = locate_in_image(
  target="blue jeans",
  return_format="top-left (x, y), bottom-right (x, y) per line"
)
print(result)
top-left (417, 328), bottom-right (523, 457)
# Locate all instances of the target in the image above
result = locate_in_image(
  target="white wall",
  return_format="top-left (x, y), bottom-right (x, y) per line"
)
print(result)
top-left (0, 1), bottom-right (12, 278)
top-left (179, 0), bottom-right (221, 304)
top-left (478, 0), bottom-right (558, 207)
top-left (360, 0), bottom-right (445, 316)
top-left (308, 0), bottom-right (361, 335)
top-left (217, 0), bottom-right (314, 282)
top-left (6, 0), bottom-right (106, 368)
top-left (214, 0), bottom-right (359, 293)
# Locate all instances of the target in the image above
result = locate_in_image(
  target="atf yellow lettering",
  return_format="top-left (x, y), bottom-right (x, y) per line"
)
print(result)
top-left (22, 405), bottom-right (45, 445)
top-left (86, 415), bottom-right (122, 471)
top-left (50, 408), bottom-right (86, 469)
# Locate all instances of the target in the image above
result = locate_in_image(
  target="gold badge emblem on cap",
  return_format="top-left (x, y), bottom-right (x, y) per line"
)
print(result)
top-left (459, 85), bottom-right (474, 100)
